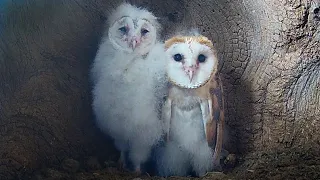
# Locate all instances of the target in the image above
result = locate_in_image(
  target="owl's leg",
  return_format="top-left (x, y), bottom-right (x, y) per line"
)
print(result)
top-left (128, 140), bottom-right (151, 174)
top-left (118, 151), bottom-right (127, 170)
top-left (191, 143), bottom-right (214, 177)
top-left (114, 140), bottom-right (128, 170)
top-left (156, 142), bottom-right (190, 177)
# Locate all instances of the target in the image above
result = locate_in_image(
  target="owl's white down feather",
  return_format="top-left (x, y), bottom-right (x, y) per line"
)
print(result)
top-left (91, 35), bottom-right (167, 170)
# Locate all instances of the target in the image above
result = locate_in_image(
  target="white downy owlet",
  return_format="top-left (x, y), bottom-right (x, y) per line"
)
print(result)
top-left (156, 32), bottom-right (225, 177)
top-left (91, 3), bottom-right (167, 174)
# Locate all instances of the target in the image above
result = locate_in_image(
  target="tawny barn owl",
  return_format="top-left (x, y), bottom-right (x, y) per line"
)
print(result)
top-left (156, 33), bottom-right (225, 177)
top-left (91, 3), bottom-right (167, 174)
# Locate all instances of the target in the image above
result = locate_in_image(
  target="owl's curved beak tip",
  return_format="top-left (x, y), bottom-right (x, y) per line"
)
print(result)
top-left (184, 66), bottom-right (197, 83)
top-left (129, 37), bottom-right (140, 50)
top-left (188, 71), bottom-right (194, 83)
top-left (131, 40), bottom-right (137, 49)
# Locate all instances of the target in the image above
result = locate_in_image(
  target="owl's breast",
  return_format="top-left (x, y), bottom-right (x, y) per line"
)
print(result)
top-left (172, 95), bottom-right (200, 110)
top-left (170, 101), bottom-right (206, 150)
top-left (121, 59), bottom-right (149, 83)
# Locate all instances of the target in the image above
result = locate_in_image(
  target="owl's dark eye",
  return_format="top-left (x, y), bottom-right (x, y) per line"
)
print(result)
top-left (118, 26), bottom-right (127, 33)
top-left (173, 54), bottom-right (183, 62)
top-left (141, 28), bottom-right (149, 36)
top-left (198, 54), bottom-right (206, 63)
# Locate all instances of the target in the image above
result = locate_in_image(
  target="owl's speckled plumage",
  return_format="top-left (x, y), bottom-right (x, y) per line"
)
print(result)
top-left (156, 32), bottom-right (225, 177)
top-left (91, 3), bottom-right (167, 173)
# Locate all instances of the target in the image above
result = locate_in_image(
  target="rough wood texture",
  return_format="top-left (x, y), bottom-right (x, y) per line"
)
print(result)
top-left (0, 0), bottom-right (319, 179)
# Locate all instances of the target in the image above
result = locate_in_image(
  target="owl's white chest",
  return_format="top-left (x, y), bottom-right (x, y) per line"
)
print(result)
top-left (170, 95), bottom-right (207, 152)
top-left (96, 43), bottom-right (167, 134)
top-left (122, 58), bottom-right (150, 84)
top-left (104, 51), bottom-right (166, 124)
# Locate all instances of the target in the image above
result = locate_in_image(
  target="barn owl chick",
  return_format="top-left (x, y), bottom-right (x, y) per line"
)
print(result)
top-left (90, 2), bottom-right (160, 84)
top-left (91, 3), bottom-right (167, 174)
top-left (156, 33), bottom-right (225, 177)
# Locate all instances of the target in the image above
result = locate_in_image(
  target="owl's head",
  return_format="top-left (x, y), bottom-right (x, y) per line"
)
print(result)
top-left (165, 35), bottom-right (218, 89)
top-left (107, 3), bottom-right (160, 54)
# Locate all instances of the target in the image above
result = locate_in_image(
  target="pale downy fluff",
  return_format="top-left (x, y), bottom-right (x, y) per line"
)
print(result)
top-left (92, 40), bottom-right (167, 171)
top-left (155, 141), bottom-right (190, 177)
top-left (90, 2), bottom-right (161, 84)
top-left (156, 87), bottom-right (214, 177)
top-left (91, 3), bottom-right (167, 172)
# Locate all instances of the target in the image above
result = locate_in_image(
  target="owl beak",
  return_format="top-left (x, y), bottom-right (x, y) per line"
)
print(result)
top-left (188, 71), bottom-right (194, 83)
top-left (129, 36), bottom-right (140, 50)
top-left (131, 39), bottom-right (137, 49)
top-left (184, 66), bottom-right (197, 83)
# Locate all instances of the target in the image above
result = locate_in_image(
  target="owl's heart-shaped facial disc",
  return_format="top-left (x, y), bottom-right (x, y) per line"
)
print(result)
top-left (165, 36), bottom-right (217, 89)
top-left (107, 3), bottom-right (160, 55)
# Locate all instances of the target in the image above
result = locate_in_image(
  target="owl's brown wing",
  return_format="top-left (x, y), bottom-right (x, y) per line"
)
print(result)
top-left (206, 73), bottom-right (225, 167)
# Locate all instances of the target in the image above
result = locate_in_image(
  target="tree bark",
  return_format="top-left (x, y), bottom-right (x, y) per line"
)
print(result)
top-left (0, 0), bottom-right (319, 179)
top-left (0, 0), bottom-right (119, 179)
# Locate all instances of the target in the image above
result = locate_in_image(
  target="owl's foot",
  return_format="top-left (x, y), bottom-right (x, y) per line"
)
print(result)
top-left (133, 166), bottom-right (141, 175)
top-left (117, 160), bottom-right (124, 170)
top-left (117, 152), bottom-right (127, 171)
